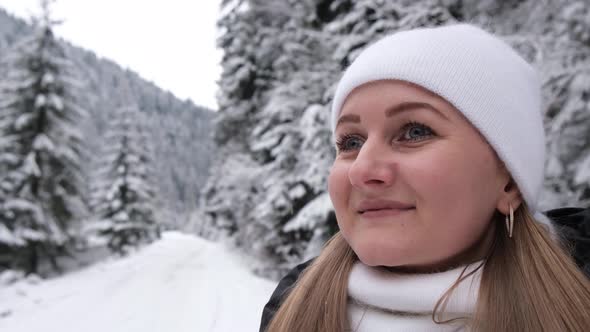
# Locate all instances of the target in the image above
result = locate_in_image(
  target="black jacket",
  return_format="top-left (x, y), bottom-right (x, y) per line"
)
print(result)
top-left (259, 207), bottom-right (590, 332)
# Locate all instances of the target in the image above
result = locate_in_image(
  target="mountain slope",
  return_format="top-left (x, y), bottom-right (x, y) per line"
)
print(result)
top-left (0, 8), bottom-right (215, 223)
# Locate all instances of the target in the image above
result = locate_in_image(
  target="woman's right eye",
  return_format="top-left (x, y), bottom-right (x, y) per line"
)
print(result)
top-left (335, 134), bottom-right (364, 152)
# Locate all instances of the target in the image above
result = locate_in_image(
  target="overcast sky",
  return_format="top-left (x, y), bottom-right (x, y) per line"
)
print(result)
top-left (0, 0), bottom-right (222, 110)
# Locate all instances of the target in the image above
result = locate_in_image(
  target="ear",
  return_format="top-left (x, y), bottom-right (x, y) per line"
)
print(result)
top-left (496, 177), bottom-right (523, 215)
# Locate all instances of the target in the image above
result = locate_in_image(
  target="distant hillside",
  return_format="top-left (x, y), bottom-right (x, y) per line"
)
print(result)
top-left (0, 8), bottom-right (214, 227)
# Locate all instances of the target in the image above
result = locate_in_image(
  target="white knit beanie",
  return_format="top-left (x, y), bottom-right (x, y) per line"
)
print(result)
top-left (331, 24), bottom-right (547, 216)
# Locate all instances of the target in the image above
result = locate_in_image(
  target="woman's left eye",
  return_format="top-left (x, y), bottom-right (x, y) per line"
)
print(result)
top-left (398, 121), bottom-right (435, 142)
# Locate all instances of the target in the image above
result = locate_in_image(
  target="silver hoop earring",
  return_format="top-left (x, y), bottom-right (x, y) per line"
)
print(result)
top-left (505, 204), bottom-right (514, 238)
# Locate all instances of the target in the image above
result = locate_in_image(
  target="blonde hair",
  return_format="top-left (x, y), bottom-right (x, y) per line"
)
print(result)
top-left (266, 203), bottom-right (590, 331)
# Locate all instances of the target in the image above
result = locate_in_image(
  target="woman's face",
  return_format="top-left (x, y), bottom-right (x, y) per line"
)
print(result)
top-left (328, 80), bottom-right (513, 270)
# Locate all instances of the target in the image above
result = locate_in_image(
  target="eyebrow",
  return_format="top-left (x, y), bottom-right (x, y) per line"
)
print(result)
top-left (336, 101), bottom-right (449, 128)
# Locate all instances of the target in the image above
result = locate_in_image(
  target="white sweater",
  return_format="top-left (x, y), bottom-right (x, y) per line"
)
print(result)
top-left (347, 261), bottom-right (482, 332)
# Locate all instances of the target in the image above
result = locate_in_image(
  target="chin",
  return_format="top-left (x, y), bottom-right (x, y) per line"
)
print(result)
top-left (357, 255), bottom-right (389, 267)
top-left (351, 241), bottom-right (407, 267)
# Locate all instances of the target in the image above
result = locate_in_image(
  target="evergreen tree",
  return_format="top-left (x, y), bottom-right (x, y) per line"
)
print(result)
top-left (535, 0), bottom-right (590, 209)
top-left (203, 0), bottom-right (336, 276)
top-left (0, 0), bottom-right (88, 274)
top-left (90, 105), bottom-right (160, 255)
top-left (202, 0), bottom-right (289, 238)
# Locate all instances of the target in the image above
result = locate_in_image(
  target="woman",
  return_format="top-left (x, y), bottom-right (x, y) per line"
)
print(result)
top-left (260, 24), bottom-right (590, 331)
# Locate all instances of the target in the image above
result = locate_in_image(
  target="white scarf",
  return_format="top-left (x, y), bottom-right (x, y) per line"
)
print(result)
top-left (347, 261), bottom-right (483, 332)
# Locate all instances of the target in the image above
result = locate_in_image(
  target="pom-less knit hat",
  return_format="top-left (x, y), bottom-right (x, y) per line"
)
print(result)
top-left (331, 24), bottom-right (547, 217)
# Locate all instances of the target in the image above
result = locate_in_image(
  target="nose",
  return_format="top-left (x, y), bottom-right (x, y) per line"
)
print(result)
top-left (348, 138), bottom-right (396, 190)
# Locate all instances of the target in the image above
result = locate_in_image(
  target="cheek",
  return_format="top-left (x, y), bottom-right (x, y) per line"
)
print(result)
top-left (409, 143), bottom-right (499, 211)
top-left (328, 162), bottom-right (350, 211)
top-left (405, 143), bottom-right (500, 249)
top-left (328, 162), bottom-right (358, 242)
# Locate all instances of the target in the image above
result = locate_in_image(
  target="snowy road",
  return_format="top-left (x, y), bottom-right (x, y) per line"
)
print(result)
top-left (0, 232), bottom-right (277, 332)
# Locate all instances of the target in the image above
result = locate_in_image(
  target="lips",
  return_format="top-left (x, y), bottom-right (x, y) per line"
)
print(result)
top-left (357, 199), bottom-right (415, 215)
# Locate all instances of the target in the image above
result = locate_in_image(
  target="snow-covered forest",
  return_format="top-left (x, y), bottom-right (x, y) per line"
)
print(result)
top-left (0, 3), bottom-right (213, 275)
top-left (0, 0), bottom-right (589, 330)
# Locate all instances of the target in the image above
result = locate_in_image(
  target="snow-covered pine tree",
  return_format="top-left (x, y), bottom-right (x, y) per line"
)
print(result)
top-left (538, 1), bottom-right (590, 209)
top-left (0, 0), bottom-right (88, 274)
top-left (328, 0), bottom-right (457, 68)
top-left (203, 0), bottom-right (334, 277)
top-left (201, 0), bottom-right (288, 238)
top-left (90, 104), bottom-right (160, 255)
